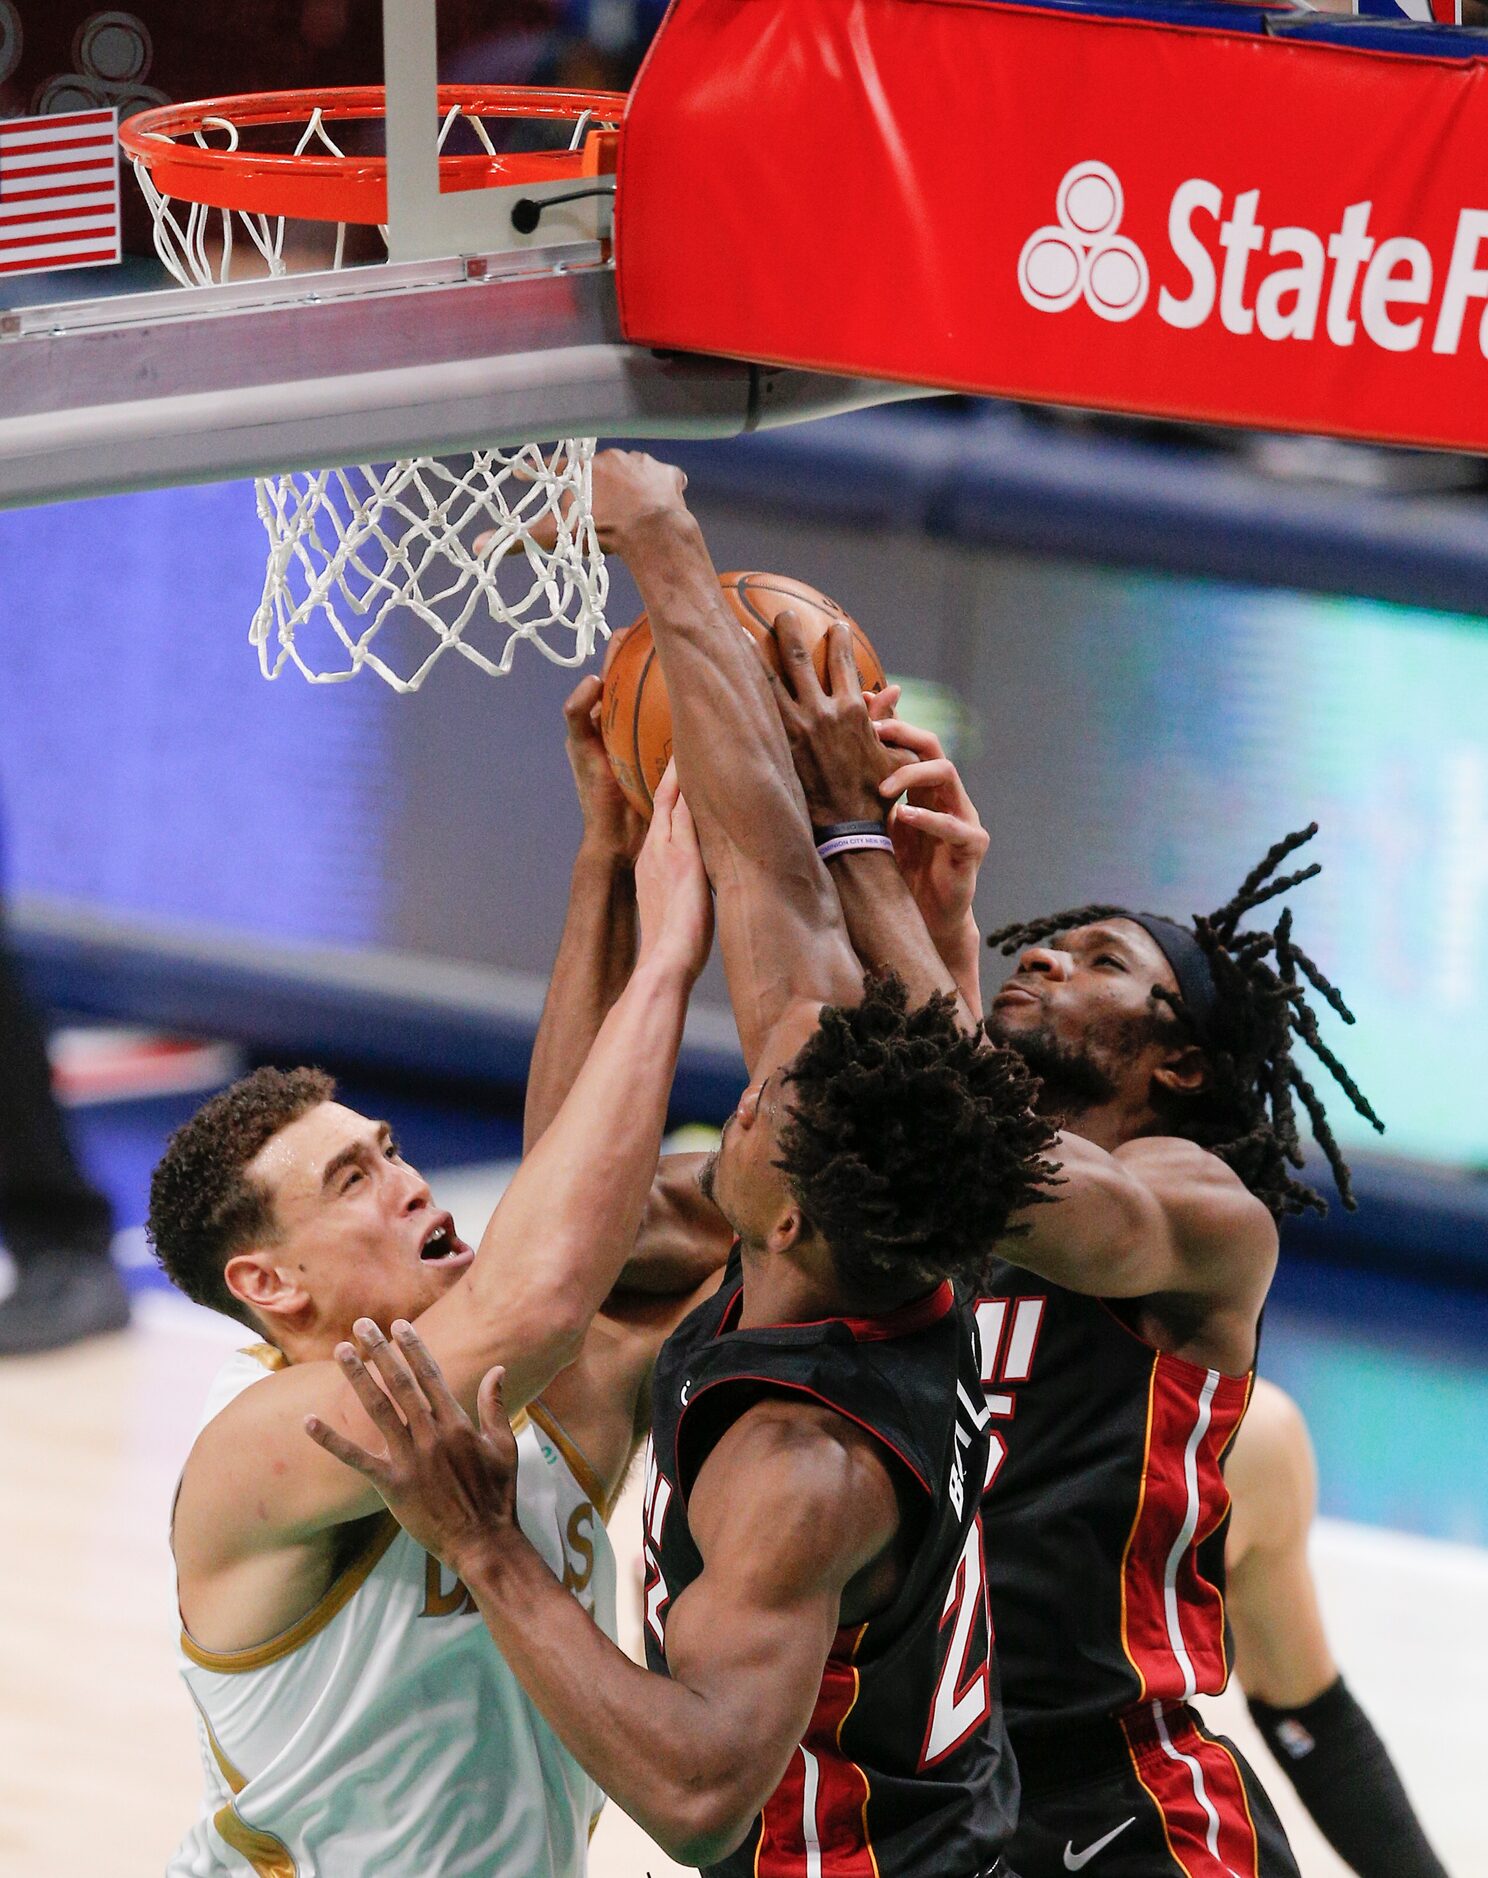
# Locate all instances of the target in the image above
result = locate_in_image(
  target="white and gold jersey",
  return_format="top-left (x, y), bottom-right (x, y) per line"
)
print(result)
top-left (169, 1346), bottom-right (616, 1878)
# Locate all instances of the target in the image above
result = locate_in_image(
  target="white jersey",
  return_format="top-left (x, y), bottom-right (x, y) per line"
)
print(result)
top-left (169, 1345), bottom-right (616, 1878)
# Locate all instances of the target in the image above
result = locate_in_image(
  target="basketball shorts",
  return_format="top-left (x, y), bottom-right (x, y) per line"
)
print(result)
top-left (1007, 1702), bottom-right (1301, 1878)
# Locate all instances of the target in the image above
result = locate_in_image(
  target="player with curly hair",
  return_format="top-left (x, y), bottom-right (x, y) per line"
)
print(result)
top-left (151, 772), bottom-right (719, 1878)
top-left (310, 453), bottom-right (1060, 1878)
top-left (773, 654), bottom-right (1385, 1878)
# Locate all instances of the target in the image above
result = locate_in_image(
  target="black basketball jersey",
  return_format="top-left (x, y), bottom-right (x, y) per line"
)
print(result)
top-left (973, 1263), bottom-right (1253, 1753)
top-left (643, 1247), bottom-right (1017, 1878)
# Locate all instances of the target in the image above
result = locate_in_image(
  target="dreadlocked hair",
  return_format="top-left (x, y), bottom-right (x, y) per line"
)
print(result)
top-left (775, 973), bottom-right (1061, 1300)
top-left (985, 825), bottom-right (1383, 1219)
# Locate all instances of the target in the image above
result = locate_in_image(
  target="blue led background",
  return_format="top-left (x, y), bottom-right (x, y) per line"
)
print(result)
top-left (0, 483), bottom-right (391, 947)
top-left (0, 478), bottom-right (1483, 1174)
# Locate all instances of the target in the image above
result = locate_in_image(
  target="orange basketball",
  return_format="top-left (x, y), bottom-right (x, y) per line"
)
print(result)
top-left (600, 572), bottom-right (887, 817)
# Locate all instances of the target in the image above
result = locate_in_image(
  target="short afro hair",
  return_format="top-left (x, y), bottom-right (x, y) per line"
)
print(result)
top-left (148, 1066), bottom-right (335, 1330)
top-left (776, 974), bottom-right (1060, 1299)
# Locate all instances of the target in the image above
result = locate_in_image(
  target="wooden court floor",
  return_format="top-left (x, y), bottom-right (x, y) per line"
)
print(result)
top-left (1, 1298), bottom-right (1480, 1877)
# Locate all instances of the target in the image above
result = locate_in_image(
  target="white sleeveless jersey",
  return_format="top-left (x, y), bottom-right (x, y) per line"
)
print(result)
top-left (169, 1345), bottom-right (616, 1878)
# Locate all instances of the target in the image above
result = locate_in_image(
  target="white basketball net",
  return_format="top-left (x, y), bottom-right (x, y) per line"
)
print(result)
top-left (131, 105), bottom-right (609, 691)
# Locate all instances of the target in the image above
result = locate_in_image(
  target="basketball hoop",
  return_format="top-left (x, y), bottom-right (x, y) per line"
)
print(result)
top-left (121, 88), bottom-right (622, 691)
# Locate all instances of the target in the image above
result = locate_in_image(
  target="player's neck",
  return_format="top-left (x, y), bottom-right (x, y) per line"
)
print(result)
top-left (1047, 1089), bottom-right (1162, 1155)
top-left (735, 1235), bottom-right (927, 1330)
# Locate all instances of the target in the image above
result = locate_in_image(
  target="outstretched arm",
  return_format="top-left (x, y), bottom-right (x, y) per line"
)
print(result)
top-left (523, 674), bottom-right (730, 1297)
top-left (590, 453), bottom-right (862, 1073)
top-left (1001, 1129), bottom-right (1277, 1336)
top-left (307, 1325), bottom-right (902, 1869)
top-left (523, 673), bottom-right (643, 1153)
top-left (773, 620), bottom-right (983, 1027)
top-left (180, 774), bottom-right (713, 1560)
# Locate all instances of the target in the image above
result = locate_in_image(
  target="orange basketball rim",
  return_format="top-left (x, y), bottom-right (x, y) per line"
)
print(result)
top-left (119, 86), bottom-right (624, 227)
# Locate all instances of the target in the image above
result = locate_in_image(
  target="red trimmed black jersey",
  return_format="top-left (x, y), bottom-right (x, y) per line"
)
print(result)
top-left (972, 1265), bottom-right (1253, 1745)
top-left (643, 1247), bottom-right (1017, 1878)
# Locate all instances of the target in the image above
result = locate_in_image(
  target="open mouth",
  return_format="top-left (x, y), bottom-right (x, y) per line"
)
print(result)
top-left (419, 1216), bottom-right (469, 1263)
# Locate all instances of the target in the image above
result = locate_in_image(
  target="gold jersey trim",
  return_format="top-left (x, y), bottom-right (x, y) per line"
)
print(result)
top-left (529, 1398), bottom-right (612, 1520)
top-left (181, 1513), bottom-right (400, 1674)
top-left (189, 1691), bottom-right (300, 1877)
top-left (243, 1342), bottom-right (288, 1373)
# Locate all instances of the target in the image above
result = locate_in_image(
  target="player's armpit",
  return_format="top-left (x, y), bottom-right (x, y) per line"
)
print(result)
top-left (608, 1151), bottom-right (733, 1299)
top-left (534, 1266), bottom-right (728, 1514)
top-left (457, 1394), bottom-right (903, 1868)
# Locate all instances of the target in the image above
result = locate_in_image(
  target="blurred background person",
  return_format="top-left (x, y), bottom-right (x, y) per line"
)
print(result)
top-left (0, 894), bottom-right (123, 1354)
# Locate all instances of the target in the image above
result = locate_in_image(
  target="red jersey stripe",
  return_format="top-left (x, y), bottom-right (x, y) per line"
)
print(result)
top-left (1121, 1706), bottom-right (1261, 1878)
top-left (1117, 1356), bottom-right (1249, 1705)
top-left (755, 1653), bottom-right (877, 1876)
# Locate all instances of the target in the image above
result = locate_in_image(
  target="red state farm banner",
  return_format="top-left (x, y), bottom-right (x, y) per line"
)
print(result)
top-left (615, 0), bottom-right (1488, 453)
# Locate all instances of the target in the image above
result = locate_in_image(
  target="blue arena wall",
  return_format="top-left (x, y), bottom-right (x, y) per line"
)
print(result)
top-left (1, 399), bottom-right (1484, 1281)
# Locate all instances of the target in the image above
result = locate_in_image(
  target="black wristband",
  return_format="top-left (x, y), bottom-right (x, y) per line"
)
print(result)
top-left (1248, 1677), bottom-right (1449, 1878)
top-left (812, 818), bottom-right (895, 862)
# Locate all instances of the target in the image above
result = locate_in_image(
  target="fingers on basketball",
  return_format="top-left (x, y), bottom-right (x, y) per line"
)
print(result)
top-left (651, 758), bottom-right (681, 824)
top-left (564, 672), bottom-right (603, 728)
top-left (824, 617), bottom-right (861, 697)
top-left (773, 608), bottom-right (821, 699)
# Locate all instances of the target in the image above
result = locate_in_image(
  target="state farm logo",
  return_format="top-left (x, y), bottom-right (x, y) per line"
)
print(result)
top-left (1017, 162), bottom-right (1149, 322)
top-left (1018, 157), bottom-right (1488, 359)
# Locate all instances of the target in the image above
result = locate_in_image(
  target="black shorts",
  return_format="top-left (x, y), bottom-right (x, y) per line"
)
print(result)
top-left (1007, 1702), bottom-right (1301, 1878)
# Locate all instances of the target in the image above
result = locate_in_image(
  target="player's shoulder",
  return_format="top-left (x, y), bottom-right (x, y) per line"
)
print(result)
top-left (689, 1393), bottom-right (901, 1577)
top-left (712, 1390), bottom-right (889, 1479)
top-left (1113, 1133), bottom-right (1277, 1259)
top-left (180, 1344), bottom-right (321, 1495)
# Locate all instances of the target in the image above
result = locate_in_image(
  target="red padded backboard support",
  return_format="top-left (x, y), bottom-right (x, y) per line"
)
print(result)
top-left (616, 0), bottom-right (1488, 453)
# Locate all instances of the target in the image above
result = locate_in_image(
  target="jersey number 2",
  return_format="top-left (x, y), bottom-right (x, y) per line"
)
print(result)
top-left (920, 1515), bottom-right (991, 1768)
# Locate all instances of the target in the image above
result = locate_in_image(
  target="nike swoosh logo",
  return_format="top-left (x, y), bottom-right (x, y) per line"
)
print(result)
top-left (1063, 1817), bottom-right (1136, 1870)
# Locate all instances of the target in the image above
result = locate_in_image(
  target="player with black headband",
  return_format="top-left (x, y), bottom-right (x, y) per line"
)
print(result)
top-left (967, 832), bottom-right (1384, 1878)
top-left (767, 664), bottom-right (1398, 1877)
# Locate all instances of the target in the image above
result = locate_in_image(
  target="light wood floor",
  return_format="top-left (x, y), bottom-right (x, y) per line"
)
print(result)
top-left (0, 1298), bottom-right (1480, 1877)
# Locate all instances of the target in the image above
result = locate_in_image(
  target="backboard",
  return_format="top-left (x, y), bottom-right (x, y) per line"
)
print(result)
top-left (0, 1), bottom-right (924, 512)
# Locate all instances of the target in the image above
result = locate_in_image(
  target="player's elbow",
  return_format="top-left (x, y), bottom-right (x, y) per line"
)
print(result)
top-left (654, 1784), bottom-right (758, 1868)
top-left (643, 1743), bottom-right (772, 1867)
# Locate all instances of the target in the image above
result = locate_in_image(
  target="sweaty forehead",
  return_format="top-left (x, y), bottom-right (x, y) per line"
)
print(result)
top-left (1059, 918), bottom-right (1180, 991)
top-left (248, 1100), bottom-right (371, 1192)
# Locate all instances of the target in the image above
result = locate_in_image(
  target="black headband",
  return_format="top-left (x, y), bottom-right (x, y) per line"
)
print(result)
top-left (1126, 913), bottom-right (1219, 1039)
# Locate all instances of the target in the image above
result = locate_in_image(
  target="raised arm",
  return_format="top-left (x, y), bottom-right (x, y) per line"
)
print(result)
top-left (308, 1329), bottom-right (903, 1869)
top-left (523, 673), bottom-right (731, 1294)
top-left (590, 453), bottom-right (863, 1072)
top-left (523, 673), bottom-right (643, 1152)
top-left (771, 617), bottom-right (983, 1028)
top-left (180, 774), bottom-right (713, 1560)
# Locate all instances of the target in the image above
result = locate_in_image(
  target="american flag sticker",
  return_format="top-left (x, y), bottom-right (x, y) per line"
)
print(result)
top-left (0, 109), bottom-right (122, 279)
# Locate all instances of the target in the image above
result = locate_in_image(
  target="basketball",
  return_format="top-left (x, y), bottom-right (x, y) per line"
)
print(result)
top-left (599, 572), bottom-right (888, 817)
